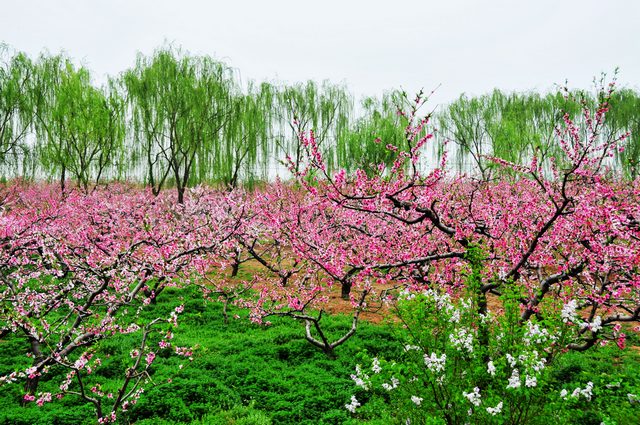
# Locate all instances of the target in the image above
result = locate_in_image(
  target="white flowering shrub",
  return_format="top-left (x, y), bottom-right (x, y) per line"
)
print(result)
top-left (345, 273), bottom-right (592, 424)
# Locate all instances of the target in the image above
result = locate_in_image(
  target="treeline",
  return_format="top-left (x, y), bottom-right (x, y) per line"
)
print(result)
top-left (1, 43), bottom-right (639, 195)
top-left (439, 85), bottom-right (640, 179)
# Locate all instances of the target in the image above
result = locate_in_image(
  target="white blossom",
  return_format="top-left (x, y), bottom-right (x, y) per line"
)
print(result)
top-left (411, 395), bottom-right (423, 406)
top-left (590, 316), bottom-right (602, 332)
top-left (487, 360), bottom-right (496, 376)
top-left (525, 375), bottom-right (537, 388)
top-left (399, 289), bottom-right (416, 300)
top-left (581, 381), bottom-right (594, 401)
top-left (460, 298), bottom-right (472, 310)
top-left (372, 357), bottom-right (382, 374)
top-left (382, 376), bottom-right (399, 391)
top-left (449, 328), bottom-right (474, 353)
top-left (486, 401), bottom-right (503, 416)
top-left (422, 289), bottom-right (456, 312)
top-left (562, 382), bottom-right (594, 401)
top-left (345, 395), bottom-right (360, 413)
top-left (524, 321), bottom-right (552, 345)
top-left (449, 309), bottom-right (461, 323)
top-left (350, 364), bottom-right (370, 390)
top-left (531, 355), bottom-right (547, 373)
top-left (424, 352), bottom-right (447, 373)
top-left (463, 387), bottom-right (482, 407)
top-left (561, 299), bottom-right (579, 323)
top-left (506, 369), bottom-right (521, 389)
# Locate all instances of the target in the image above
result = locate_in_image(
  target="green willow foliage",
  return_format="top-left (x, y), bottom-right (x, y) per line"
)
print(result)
top-left (608, 89), bottom-right (640, 179)
top-left (0, 43), bottom-right (639, 194)
top-left (123, 47), bottom-right (238, 202)
top-left (32, 54), bottom-right (125, 193)
top-left (438, 90), bottom-right (584, 179)
top-left (0, 44), bottom-right (36, 173)
top-left (337, 91), bottom-right (408, 175)
top-left (275, 80), bottom-right (352, 174)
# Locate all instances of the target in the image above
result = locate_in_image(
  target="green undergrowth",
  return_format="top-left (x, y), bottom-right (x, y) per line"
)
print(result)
top-left (0, 286), bottom-right (639, 424)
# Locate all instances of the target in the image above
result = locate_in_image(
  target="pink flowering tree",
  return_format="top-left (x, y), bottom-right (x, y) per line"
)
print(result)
top-left (236, 184), bottom-right (351, 357)
top-left (0, 184), bottom-right (240, 422)
top-left (287, 82), bottom-right (639, 422)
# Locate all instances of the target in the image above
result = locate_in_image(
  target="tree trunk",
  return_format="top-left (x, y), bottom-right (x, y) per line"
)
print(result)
top-left (341, 280), bottom-right (352, 300)
top-left (177, 186), bottom-right (185, 204)
top-left (23, 338), bottom-right (44, 404)
top-left (323, 346), bottom-right (337, 359)
top-left (222, 298), bottom-right (229, 325)
top-left (60, 165), bottom-right (66, 193)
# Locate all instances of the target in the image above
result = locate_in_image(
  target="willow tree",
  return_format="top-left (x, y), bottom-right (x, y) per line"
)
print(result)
top-left (0, 45), bottom-right (36, 176)
top-left (437, 90), bottom-right (583, 178)
top-left (275, 81), bottom-right (352, 174)
top-left (32, 54), bottom-right (125, 192)
top-left (95, 79), bottom-right (127, 184)
top-left (481, 91), bottom-right (570, 171)
top-left (208, 82), bottom-right (274, 188)
top-left (520, 92), bottom-right (580, 166)
top-left (336, 90), bottom-right (413, 175)
top-left (437, 94), bottom-right (491, 177)
top-left (124, 48), bottom-right (235, 203)
top-left (608, 88), bottom-right (640, 179)
top-left (484, 91), bottom-right (535, 164)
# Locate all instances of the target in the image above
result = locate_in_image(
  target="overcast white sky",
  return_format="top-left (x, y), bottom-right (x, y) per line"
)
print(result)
top-left (2, 0), bottom-right (639, 107)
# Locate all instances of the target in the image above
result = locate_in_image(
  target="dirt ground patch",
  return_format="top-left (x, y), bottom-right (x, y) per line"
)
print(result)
top-left (214, 260), bottom-right (639, 350)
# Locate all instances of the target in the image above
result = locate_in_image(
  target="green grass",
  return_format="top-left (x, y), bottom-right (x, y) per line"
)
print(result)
top-left (542, 343), bottom-right (640, 425)
top-left (0, 286), bottom-right (397, 424)
top-left (1, 286), bottom-right (639, 424)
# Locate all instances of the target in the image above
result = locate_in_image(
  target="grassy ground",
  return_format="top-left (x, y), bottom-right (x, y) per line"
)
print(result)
top-left (1, 285), bottom-right (639, 424)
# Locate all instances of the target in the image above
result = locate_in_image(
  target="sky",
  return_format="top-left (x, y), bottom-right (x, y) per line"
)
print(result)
top-left (2, 0), bottom-right (639, 108)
